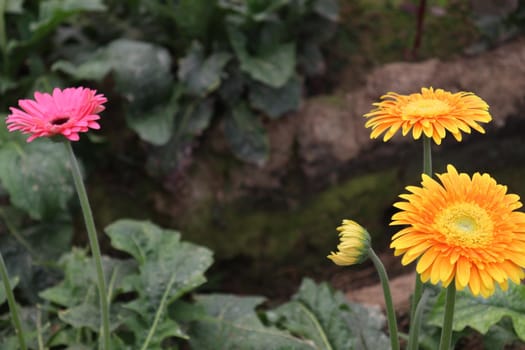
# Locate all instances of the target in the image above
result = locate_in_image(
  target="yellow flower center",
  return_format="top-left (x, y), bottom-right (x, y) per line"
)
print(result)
top-left (434, 202), bottom-right (494, 247)
top-left (402, 99), bottom-right (450, 119)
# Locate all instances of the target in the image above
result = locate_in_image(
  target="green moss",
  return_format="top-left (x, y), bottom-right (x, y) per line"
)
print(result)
top-left (178, 168), bottom-right (404, 265)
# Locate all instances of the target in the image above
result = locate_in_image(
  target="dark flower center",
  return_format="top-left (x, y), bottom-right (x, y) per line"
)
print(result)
top-left (51, 117), bottom-right (69, 125)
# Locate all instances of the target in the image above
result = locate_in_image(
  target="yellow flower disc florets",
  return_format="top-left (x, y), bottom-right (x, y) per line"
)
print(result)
top-left (364, 87), bottom-right (492, 144)
top-left (391, 164), bottom-right (525, 298)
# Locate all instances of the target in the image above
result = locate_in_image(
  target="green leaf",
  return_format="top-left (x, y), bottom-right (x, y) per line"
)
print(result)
top-left (428, 283), bottom-right (525, 341)
top-left (0, 138), bottom-right (74, 220)
top-left (105, 219), bottom-right (214, 346)
top-left (269, 278), bottom-right (389, 350)
top-left (228, 27), bottom-right (295, 88)
top-left (5, 0), bottom-right (24, 13)
top-left (249, 75), bottom-right (302, 118)
top-left (53, 39), bottom-right (176, 144)
top-left (188, 294), bottom-right (316, 349)
top-left (53, 39), bottom-right (173, 111)
top-left (177, 98), bottom-right (214, 136)
top-left (483, 318), bottom-right (521, 350)
top-left (51, 60), bottom-right (112, 82)
top-left (173, 0), bottom-right (216, 39)
top-left (105, 219), bottom-right (213, 298)
top-left (224, 103), bottom-right (269, 165)
top-left (0, 277), bottom-right (19, 306)
top-left (126, 87), bottom-right (180, 146)
top-left (40, 249), bottom-right (136, 307)
top-left (178, 41), bottom-right (232, 97)
top-left (59, 302), bottom-right (122, 333)
top-left (31, 0), bottom-right (106, 37)
top-left (312, 0), bottom-right (339, 21)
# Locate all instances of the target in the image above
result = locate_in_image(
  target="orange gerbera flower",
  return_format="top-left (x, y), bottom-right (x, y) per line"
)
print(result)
top-left (391, 165), bottom-right (525, 298)
top-left (364, 87), bottom-right (491, 144)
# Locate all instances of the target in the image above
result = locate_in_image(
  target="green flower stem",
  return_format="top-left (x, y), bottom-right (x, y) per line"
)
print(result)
top-left (0, 253), bottom-right (27, 350)
top-left (65, 142), bottom-right (110, 350)
top-left (369, 249), bottom-right (400, 350)
top-left (438, 284), bottom-right (456, 350)
top-left (423, 136), bottom-right (432, 176)
top-left (0, 0), bottom-right (7, 76)
top-left (407, 287), bottom-right (431, 350)
top-left (409, 137), bottom-right (433, 342)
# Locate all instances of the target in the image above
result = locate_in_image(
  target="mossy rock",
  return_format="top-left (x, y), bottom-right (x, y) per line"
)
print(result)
top-left (178, 168), bottom-right (403, 263)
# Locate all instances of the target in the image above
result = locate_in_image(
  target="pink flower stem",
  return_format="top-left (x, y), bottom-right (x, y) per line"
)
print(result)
top-left (65, 142), bottom-right (110, 350)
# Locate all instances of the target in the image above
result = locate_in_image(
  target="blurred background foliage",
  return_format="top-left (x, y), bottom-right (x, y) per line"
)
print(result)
top-left (2, 0), bottom-right (524, 301)
top-left (2, 0), bottom-right (525, 348)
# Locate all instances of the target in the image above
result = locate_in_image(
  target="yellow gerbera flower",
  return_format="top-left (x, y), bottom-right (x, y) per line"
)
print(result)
top-left (328, 220), bottom-right (371, 266)
top-left (391, 164), bottom-right (525, 298)
top-left (364, 87), bottom-right (491, 144)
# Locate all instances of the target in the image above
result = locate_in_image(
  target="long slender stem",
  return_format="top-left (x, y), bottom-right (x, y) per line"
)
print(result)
top-left (0, 253), bottom-right (27, 350)
top-left (409, 137), bottom-right (433, 342)
top-left (0, 0), bottom-right (8, 75)
top-left (65, 142), bottom-right (110, 350)
top-left (438, 284), bottom-right (456, 350)
top-left (369, 249), bottom-right (400, 350)
top-left (407, 288), bottom-right (431, 350)
top-left (423, 137), bottom-right (432, 176)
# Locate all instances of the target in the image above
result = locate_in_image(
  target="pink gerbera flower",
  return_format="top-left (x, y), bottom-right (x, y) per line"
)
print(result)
top-left (6, 87), bottom-right (107, 142)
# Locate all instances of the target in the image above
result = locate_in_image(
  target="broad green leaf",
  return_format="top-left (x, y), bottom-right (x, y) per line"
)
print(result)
top-left (53, 39), bottom-right (173, 111)
top-left (269, 278), bottom-right (389, 350)
top-left (224, 103), bottom-right (269, 165)
top-left (188, 294), bottom-right (316, 349)
top-left (122, 299), bottom-right (189, 347)
top-left (312, 0), bottom-right (339, 21)
top-left (249, 75), bottom-right (302, 118)
top-left (51, 60), bottom-right (112, 82)
top-left (0, 212), bottom-right (73, 302)
top-left (53, 39), bottom-right (176, 144)
top-left (21, 219), bottom-right (73, 261)
top-left (105, 219), bottom-right (213, 345)
top-left (59, 302), bottom-right (122, 333)
top-left (5, 0), bottom-right (24, 14)
top-left (483, 318), bottom-right (521, 350)
top-left (175, 98), bottom-right (214, 137)
top-left (105, 219), bottom-right (213, 300)
top-left (31, 0), bottom-right (106, 39)
top-left (126, 87), bottom-right (180, 146)
top-left (0, 76), bottom-right (18, 94)
top-left (0, 277), bottom-right (19, 306)
top-left (40, 249), bottom-right (136, 307)
top-left (0, 138), bottom-right (74, 220)
top-left (178, 41), bottom-right (232, 97)
top-left (173, 0), bottom-right (216, 39)
top-left (428, 283), bottom-right (525, 341)
top-left (228, 27), bottom-right (295, 88)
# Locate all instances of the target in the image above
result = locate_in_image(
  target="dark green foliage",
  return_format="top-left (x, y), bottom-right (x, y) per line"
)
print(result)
top-left (428, 282), bottom-right (525, 345)
top-left (267, 278), bottom-right (390, 350)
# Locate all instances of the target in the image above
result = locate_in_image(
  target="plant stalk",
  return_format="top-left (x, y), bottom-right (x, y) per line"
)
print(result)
top-left (0, 0), bottom-right (7, 76)
top-left (369, 249), bottom-right (400, 350)
top-left (407, 288), bottom-right (431, 350)
top-left (65, 142), bottom-right (110, 350)
top-left (409, 137), bottom-right (433, 344)
top-left (0, 253), bottom-right (27, 350)
top-left (438, 284), bottom-right (456, 350)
